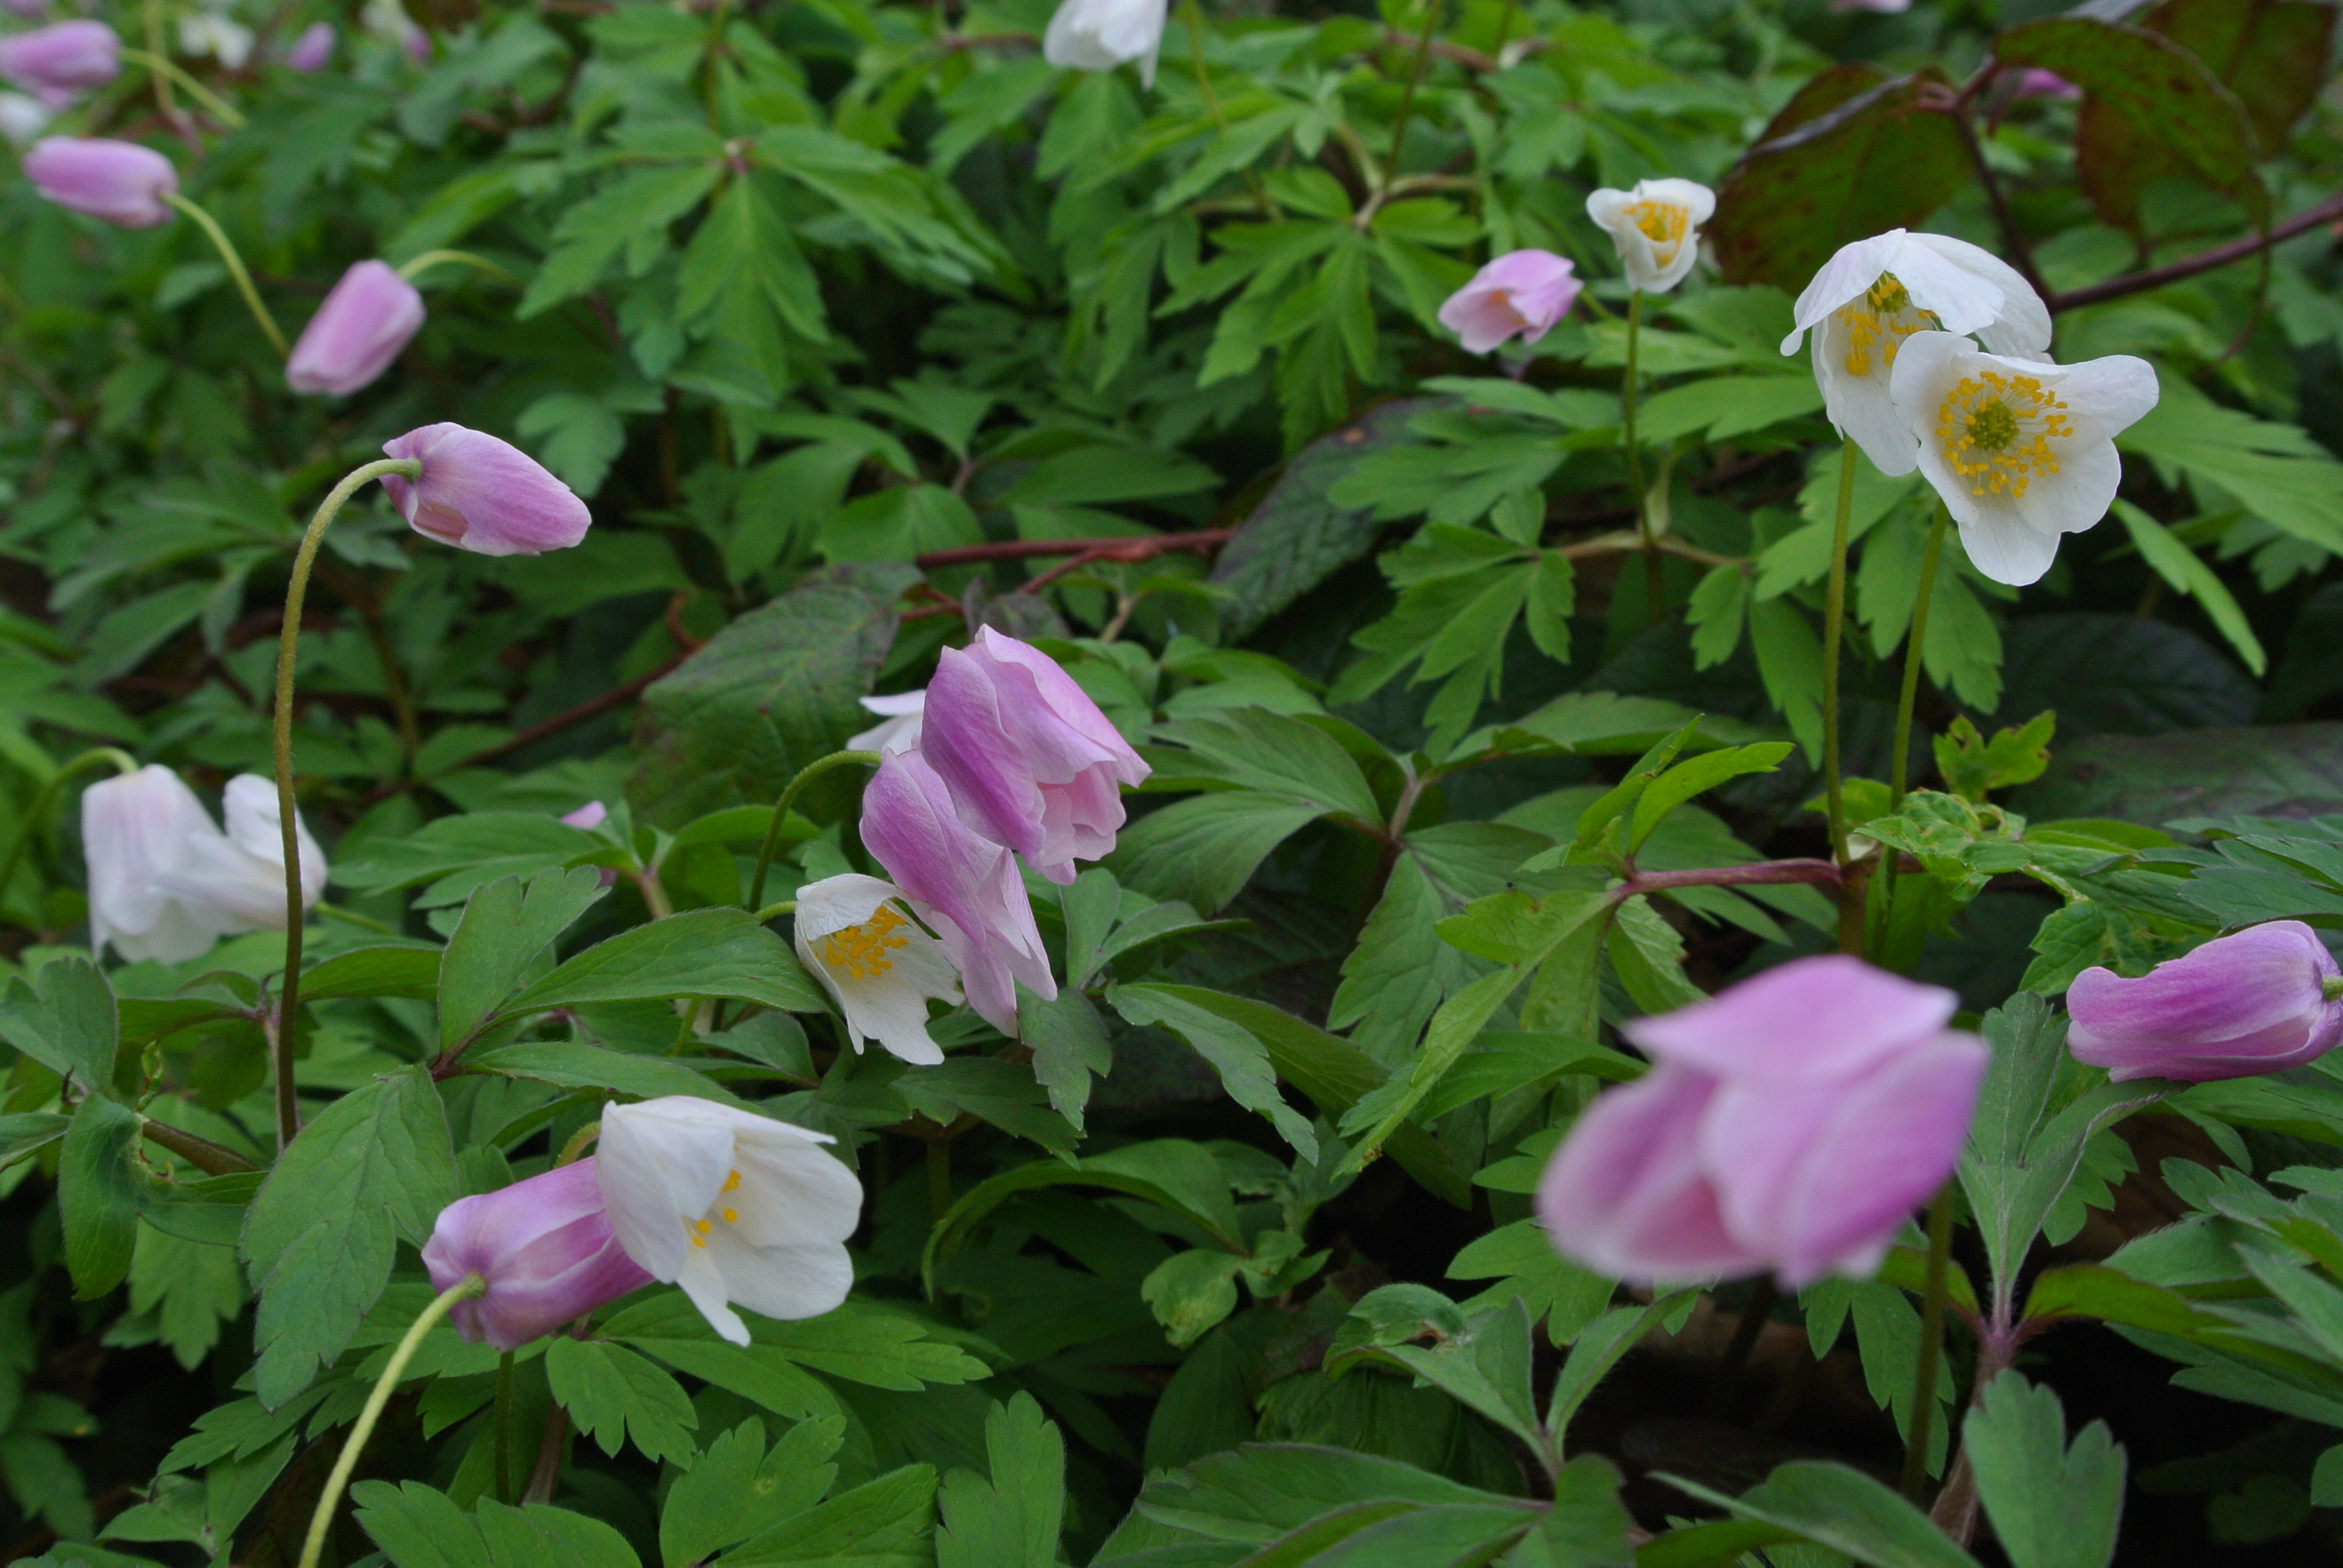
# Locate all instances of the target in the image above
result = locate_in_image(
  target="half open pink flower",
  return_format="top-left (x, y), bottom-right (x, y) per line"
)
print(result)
top-left (1437, 250), bottom-right (1580, 354)
top-left (421, 1158), bottom-right (654, 1351)
top-left (286, 260), bottom-right (424, 396)
top-left (24, 136), bottom-right (176, 227)
top-left (2068, 921), bottom-right (2343, 1083)
top-left (0, 21), bottom-right (117, 108)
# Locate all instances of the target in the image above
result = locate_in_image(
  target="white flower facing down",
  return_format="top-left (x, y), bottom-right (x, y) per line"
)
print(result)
top-left (596, 1097), bottom-right (862, 1347)
top-left (1585, 178), bottom-right (1715, 294)
top-left (1890, 330), bottom-right (2158, 586)
top-left (846, 690), bottom-right (925, 756)
top-left (83, 768), bottom-right (327, 963)
top-left (1043, 0), bottom-right (1166, 86)
top-left (793, 872), bottom-right (961, 1067)
top-left (1779, 230), bottom-right (2052, 476)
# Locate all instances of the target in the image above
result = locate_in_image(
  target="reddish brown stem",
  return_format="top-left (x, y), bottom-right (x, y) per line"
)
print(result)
top-left (1619, 859), bottom-right (1843, 895)
top-left (915, 529), bottom-right (1234, 570)
top-left (2050, 191), bottom-right (2343, 312)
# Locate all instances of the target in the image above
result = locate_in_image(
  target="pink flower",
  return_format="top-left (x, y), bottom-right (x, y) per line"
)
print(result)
top-left (286, 21), bottom-right (335, 70)
top-left (23, 136), bottom-right (176, 227)
top-left (560, 800), bottom-right (608, 829)
top-left (0, 21), bottom-right (117, 108)
top-left (421, 1158), bottom-right (654, 1351)
top-left (2011, 68), bottom-right (2080, 100)
top-left (919, 629), bottom-right (1149, 886)
top-left (1538, 955), bottom-right (1987, 1287)
top-left (2068, 921), bottom-right (2343, 1083)
top-left (286, 260), bottom-right (424, 396)
top-left (1437, 250), bottom-right (1580, 355)
top-left (859, 748), bottom-right (1054, 1037)
top-left (379, 423), bottom-right (591, 557)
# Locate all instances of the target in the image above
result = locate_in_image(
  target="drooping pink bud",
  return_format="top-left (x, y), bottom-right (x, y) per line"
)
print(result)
top-left (421, 1158), bottom-right (654, 1351)
top-left (1538, 955), bottom-right (1986, 1287)
top-left (560, 800), bottom-right (608, 829)
top-left (858, 748), bottom-right (1054, 1037)
top-left (379, 423), bottom-right (591, 557)
top-left (286, 21), bottom-right (335, 70)
top-left (23, 136), bottom-right (176, 227)
top-left (1437, 249), bottom-right (1580, 355)
top-left (286, 260), bottom-right (424, 396)
top-left (0, 21), bottom-right (118, 108)
top-left (2067, 921), bottom-right (2343, 1083)
top-left (919, 629), bottom-right (1149, 886)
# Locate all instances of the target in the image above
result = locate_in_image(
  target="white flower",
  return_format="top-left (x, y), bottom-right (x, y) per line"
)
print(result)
top-left (792, 873), bottom-right (961, 1067)
top-left (82, 768), bottom-right (326, 963)
top-left (178, 8), bottom-right (255, 68)
top-left (847, 690), bottom-right (924, 756)
top-left (0, 92), bottom-right (52, 146)
top-left (1890, 330), bottom-right (2157, 587)
top-left (1778, 230), bottom-right (2052, 477)
top-left (1043, 0), bottom-right (1166, 87)
top-left (595, 1097), bottom-right (862, 1346)
top-left (1585, 178), bottom-right (1715, 294)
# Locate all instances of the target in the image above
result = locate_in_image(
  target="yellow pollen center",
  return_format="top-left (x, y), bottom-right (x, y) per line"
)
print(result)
top-left (687, 1178), bottom-right (749, 1247)
top-left (1934, 370), bottom-right (2071, 500)
top-left (1833, 272), bottom-right (1941, 379)
top-left (1625, 199), bottom-right (1687, 247)
top-left (722, 1169), bottom-right (741, 1192)
top-left (815, 906), bottom-right (911, 980)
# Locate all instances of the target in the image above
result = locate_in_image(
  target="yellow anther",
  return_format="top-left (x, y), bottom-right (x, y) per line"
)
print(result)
top-left (695, 1218), bottom-right (712, 1234)
top-left (1933, 367), bottom-right (2069, 499)
top-left (814, 906), bottom-right (912, 980)
top-left (723, 1207), bottom-right (739, 1223)
top-left (722, 1170), bottom-right (742, 1192)
top-left (1834, 273), bottom-right (1945, 379)
top-left (1624, 198), bottom-right (1688, 248)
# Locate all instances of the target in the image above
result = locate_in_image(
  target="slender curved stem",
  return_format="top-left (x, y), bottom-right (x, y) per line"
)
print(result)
top-left (119, 48), bottom-right (245, 128)
top-left (1384, 0), bottom-right (1443, 181)
top-left (140, 0), bottom-right (179, 128)
top-left (1890, 501), bottom-right (1950, 807)
top-left (493, 1351), bottom-right (516, 1505)
top-left (555, 1120), bottom-right (600, 1168)
top-left (1622, 291), bottom-right (1662, 615)
top-left (1902, 1180), bottom-right (1958, 1499)
top-left (162, 193), bottom-right (287, 358)
top-left (395, 249), bottom-right (523, 286)
top-left (0, 748), bottom-right (138, 927)
top-left (1821, 443), bottom-right (1856, 950)
top-left (743, 750), bottom-right (882, 913)
top-left (270, 459), bottom-right (420, 1150)
top-left (753, 900), bottom-right (798, 923)
top-left (297, 1273), bottom-right (485, 1568)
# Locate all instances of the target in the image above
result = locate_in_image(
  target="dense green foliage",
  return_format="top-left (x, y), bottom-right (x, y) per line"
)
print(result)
top-left (2, 0), bottom-right (2343, 1562)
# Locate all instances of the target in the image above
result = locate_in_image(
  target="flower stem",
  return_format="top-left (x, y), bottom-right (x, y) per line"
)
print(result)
top-left (270, 459), bottom-right (421, 1150)
top-left (297, 1273), bottom-right (485, 1568)
top-left (554, 1120), bottom-right (600, 1167)
top-left (493, 1351), bottom-right (516, 1505)
top-left (1384, 0), bottom-right (1444, 184)
top-left (743, 750), bottom-right (882, 913)
top-left (162, 193), bottom-right (287, 358)
top-left (0, 748), bottom-right (138, 928)
top-left (1902, 1180), bottom-right (1958, 1500)
top-left (1622, 290), bottom-right (1662, 617)
top-left (1890, 501), bottom-right (1950, 808)
top-left (395, 249), bottom-right (523, 286)
top-left (1821, 442), bottom-right (1857, 952)
top-left (119, 48), bottom-right (245, 128)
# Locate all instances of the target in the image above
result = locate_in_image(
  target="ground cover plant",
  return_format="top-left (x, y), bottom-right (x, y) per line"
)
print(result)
top-left (0, 0), bottom-right (2341, 1561)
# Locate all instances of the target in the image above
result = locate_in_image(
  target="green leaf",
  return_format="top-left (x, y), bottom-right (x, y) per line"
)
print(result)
top-left (659, 1417), bottom-right (841, 1568)
top-left (1658, 1461), bottom-right (1982, 1568)
top-left (1628, 743), bottom-right (1795, 851)
top-left (1109, 982), bottom-right (1319, 1158)
top-left (0, 1112), bottom-right (68, 1170)
top-left (0, 958), bottom-right (119, 1093)
top-left (935, 1393), bottom-right (1066, 1568)
top-left (300, 945), bottom-right (444, 1002)
top-left (1328, 1294), bottom-right (1541, 1452)
top-left (240, 1066), bottom-right (461, 1406)
top-left (1107, 792), bottom-right (1329, 912)
top-left (1962, 1373), bottom-right (2125, 1568)
top-left (354, 1482), bottom-right (642, 1568)
top-left (2113, 501), bottom-right (2266, 676)
top-left (1018, 989), bottom-right (1113, 1134)
top-left (439, 867), bottom-right (608, 1053)
top-left (500, 907), bottom-right (826, 1019)
top-left (58, 1094), bottom-right (140, 1300)
top-left (924, 1138), bottom-right (1247, 1293)
top-left (722, 1463), bottom-right (939, 1566)
top-left (469, 1042), bottom-right (752, 1108)
top-left (546, 1337), bottom-right (699, 1465)
top-left (1635, 375), bottom-right (1825, 445)
top-left (626, 563), bottom-right (914, 828)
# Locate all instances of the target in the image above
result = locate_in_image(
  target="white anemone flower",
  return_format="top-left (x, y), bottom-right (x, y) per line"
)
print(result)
top-left (1042, 0), bottom-right (1166, 87)
top-left (1890, 330), bottom-right (2157, 587)
top-left (792, 873), bottom-right (960, 1067)
top-left (83, 768), bottom-right (326, 963)
top-left (846, 690), bottom-right (924, 756)
top-left (1779, 230), bottom-right (2052, 476)
top-left (179, 5), bottom-right (255, 68)
top-left (596, 1097), bottom-right (862, 1346)
top-left (1585, 178), bottom-right (1715, 295)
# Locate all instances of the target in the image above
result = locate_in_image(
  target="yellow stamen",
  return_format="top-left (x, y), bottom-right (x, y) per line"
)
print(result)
top-left (1933, 368), bottom-right (2071, 500)
top-left (722, 1170), bottom-right (741, 1192)
top-left (1625, 198), bottom-right (1688, 249)
top-left (722, 1207), bottom-right (739, 1223)
top-left (1833, 271), bottom-right (1942, 379)
top-left (814, 906), bottom-right (912, 980)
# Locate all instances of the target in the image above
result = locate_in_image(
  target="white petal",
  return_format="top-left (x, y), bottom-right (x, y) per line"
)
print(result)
top-left (596, 1100), bottom-right (740, 1280)
top-left (729, 1132), bottom-right (864, 1249)
top-left (1785, 230), bottom-right (1908, 347)
top-left (2011, 434), bottom-right (2121, 546)
top-left (1902, 232), bottom-right (2050, 355)
top-left (1813, 317), bottom-right (1921, 476)
top-left (794, 874), bottom-right (902, 940)
top-left (1637, 177), bottom-right (1716, 224)
top-left (709, 1235), bottom-right (854, 1323)
top-left (2050, 353), bottom-right (2159, 441)
top-left (675, 1247), bottom-right (751, 1345)
top-left (220, 775), bottom-right (328, 906)
top-left (1888, 235), bottom-right (2024, 340)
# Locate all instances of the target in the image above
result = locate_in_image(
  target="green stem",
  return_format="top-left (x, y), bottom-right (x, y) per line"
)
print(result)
top-left (395, 249), bottom-right (523, 286)
top-left (493, 1351), bottom-right (516, 1506)
top-left (162, 192), bottom-right (288, 358)
top-left (297, 1273), bottom-right (485, 1568)
top-left (743, 750), bottom-right (882, 913)
top-left (1384, 0), bottom-right (1444, 184)
top-left (555, 1120), bottom-right (600, 1167)
top-left (140, 0), bottom-right (177, 125)
top-left (753, 900), bottom-right (798, 923)
top-left (1902, 1181), bottom-right (1958, 1500)
top-left (1890, 501), bottom-right (1950, 808)
top-left (1821, 442), bottom-right (1856, 952)
top-left (1622, 291), bottom-right (1662, 618)
top-left (270, 459), bottom-right (420, 1151)
top-left (0, 748), bottom-right (139, 928)
top-left (119, 48), bottom-right (245, 128)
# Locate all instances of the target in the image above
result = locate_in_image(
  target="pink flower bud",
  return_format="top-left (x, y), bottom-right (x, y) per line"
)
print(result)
top-left (286, 260), bottom-right (424, 396)
top-left (421, 1158), bottom-right (654, 1352)
top-left (919, 629), bottom-right (1149, 886)
top-left (1538, 955), bottom-right (1986, 1287)
top-left (286, 21), bottom-right (335, 70)
top-left (560, 800), bottom-right (608, 829)
top-left (0, 21), bottom-right (118, 107)
top-left (2068, 921), bottom-right (2343, 1083)
top-left (2011, 68), bottom-right (2080, 100)
top-left (859, 748), bottom-right (1055, 1037)
top-left (1437, 249), bottom-right (1579, 355)
top-left (23, 136), bottom-right (176, 227)
top-left (379, 423), bottom-right (591, 557)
